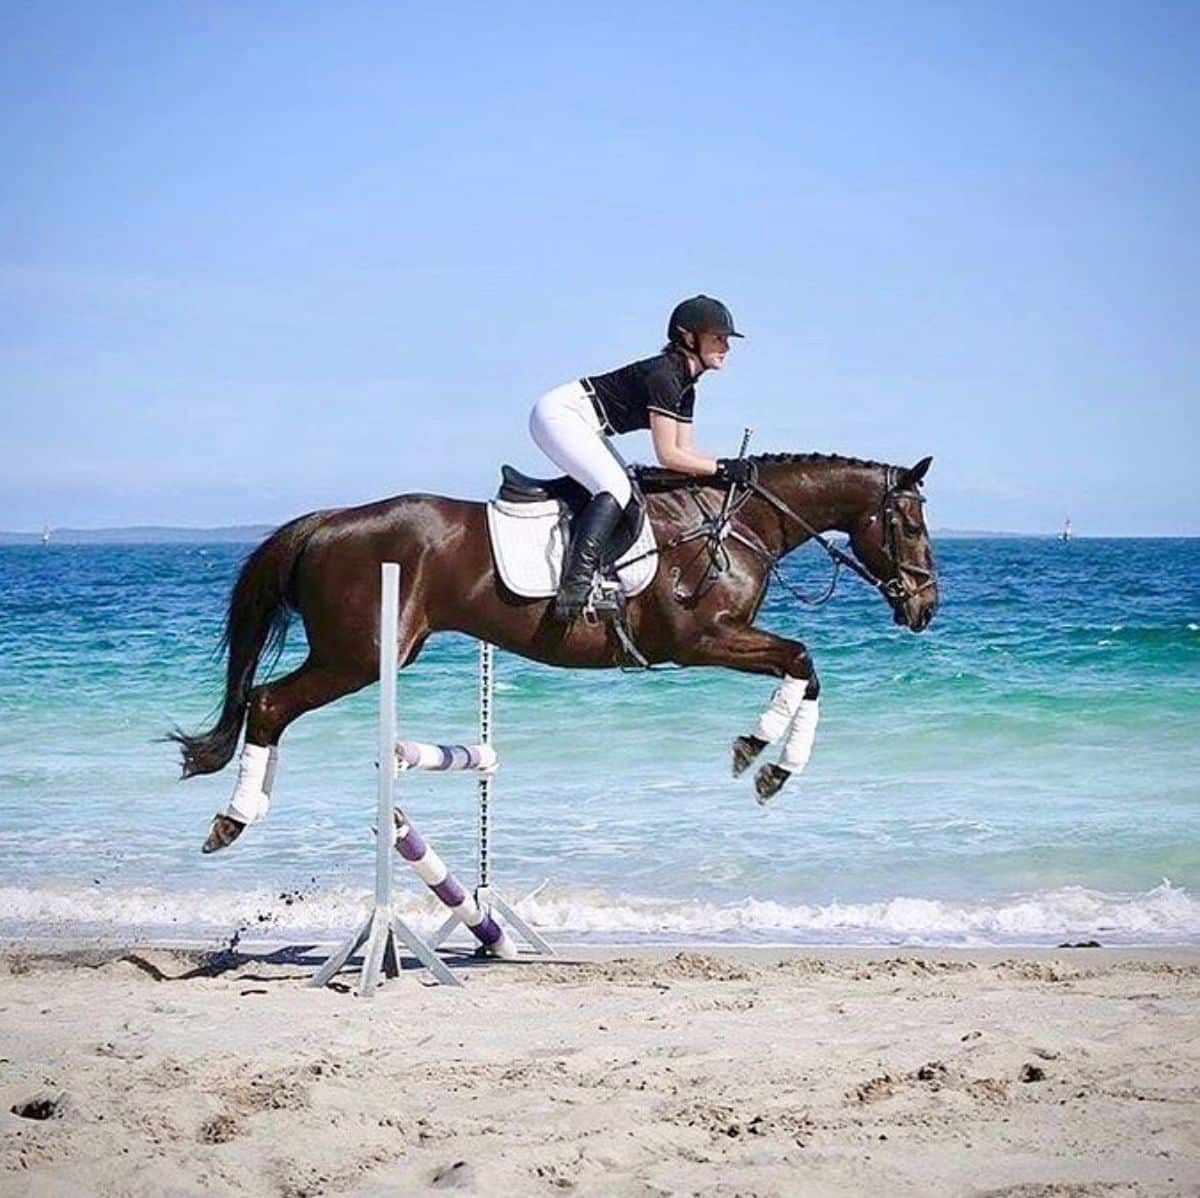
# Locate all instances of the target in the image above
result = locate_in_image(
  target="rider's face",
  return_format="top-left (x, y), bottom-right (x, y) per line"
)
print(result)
top-left (696, 331), bottom-right (731, 370)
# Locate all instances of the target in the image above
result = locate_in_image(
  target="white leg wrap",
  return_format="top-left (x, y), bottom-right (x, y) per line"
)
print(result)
top-left (263, 744), bottom-right (279, 797)
top-left (226, 743), bottom-right (276, 825)
top-left (778, 699), bottom-right (820, 774)
top-left (751, 676), bottom-right (808, 744)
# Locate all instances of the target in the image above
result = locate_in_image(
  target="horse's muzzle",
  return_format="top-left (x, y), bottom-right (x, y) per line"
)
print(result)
top-left (895, 586), bottom-right (938, 632)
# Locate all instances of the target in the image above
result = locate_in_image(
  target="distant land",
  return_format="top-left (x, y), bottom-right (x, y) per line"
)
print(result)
top-left (3, 524), bottom-right (1068, 545)
top-left (0, 525), bottom-right (273, 546)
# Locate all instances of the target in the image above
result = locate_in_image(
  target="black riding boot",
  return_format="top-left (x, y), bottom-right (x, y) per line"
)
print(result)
top-left (555, 492), bottom-right (623, 621)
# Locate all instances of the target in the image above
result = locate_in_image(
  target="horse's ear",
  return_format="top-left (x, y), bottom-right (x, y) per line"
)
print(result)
top-left (902, 456), bottom-right (933, 488)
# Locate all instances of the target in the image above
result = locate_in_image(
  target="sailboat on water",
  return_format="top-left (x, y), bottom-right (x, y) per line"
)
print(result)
top-left (1060, 517), bottom-right (1072, 543)
top-left (40, 525), bottom-right (52, 546)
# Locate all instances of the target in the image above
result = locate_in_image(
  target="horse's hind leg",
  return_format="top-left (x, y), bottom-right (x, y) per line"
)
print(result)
top-left (202, 660), bottom-right (373, 853)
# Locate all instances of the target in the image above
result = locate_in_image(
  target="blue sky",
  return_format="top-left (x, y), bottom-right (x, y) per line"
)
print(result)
top-left (2, 2), bottom-right (1197, 534)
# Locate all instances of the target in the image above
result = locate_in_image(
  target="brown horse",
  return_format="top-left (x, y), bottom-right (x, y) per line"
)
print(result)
top-left (171, 452), bottom-right (939, 852)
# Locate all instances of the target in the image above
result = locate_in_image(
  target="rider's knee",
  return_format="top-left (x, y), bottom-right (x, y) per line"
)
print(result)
top-left (804, 672), bottom-right (820, 701)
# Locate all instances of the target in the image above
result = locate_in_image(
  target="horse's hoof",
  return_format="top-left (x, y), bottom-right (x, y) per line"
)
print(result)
top-left (732, 734), bottom-right (768, 778)
top-left (202, 814), bottom-right (246, 854)
top-left (754, 764), bottom-right (791, 804)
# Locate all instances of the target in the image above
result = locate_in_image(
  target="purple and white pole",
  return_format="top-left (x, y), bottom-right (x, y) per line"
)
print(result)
top-left (396, 741), bottom-right (498, 772)
top-left (393, 810), bottom-right (517, 960)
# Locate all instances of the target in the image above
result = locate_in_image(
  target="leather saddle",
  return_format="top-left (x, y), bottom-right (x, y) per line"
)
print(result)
top-left (497, 465), bottom-right (646, 563)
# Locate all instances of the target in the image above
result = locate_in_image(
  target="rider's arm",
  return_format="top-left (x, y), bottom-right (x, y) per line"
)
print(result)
top-left (649, 412), bottom-right (718, 476)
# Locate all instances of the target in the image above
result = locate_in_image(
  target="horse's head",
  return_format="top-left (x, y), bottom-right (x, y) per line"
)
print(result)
top-left (848, 456), bottom-right (939, 632)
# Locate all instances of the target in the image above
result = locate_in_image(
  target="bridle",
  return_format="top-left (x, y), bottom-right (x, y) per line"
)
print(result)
top-left (606, 459), bottom-right (937, 669)
top-left (746, 464), bottom-right (938, 612)
top-left (614, 458), bottom-right (931, 624)
top-left (637, 462), bottom-right (937, 612)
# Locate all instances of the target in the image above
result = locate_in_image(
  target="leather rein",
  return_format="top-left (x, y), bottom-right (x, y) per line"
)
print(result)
top-left (747, 465), bottom-right (938, 611)
top-left (635, 464), bottom-right (937, 611)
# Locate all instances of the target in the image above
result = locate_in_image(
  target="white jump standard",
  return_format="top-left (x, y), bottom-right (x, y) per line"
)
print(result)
top-left (311, 562), bottom-right (550, 996)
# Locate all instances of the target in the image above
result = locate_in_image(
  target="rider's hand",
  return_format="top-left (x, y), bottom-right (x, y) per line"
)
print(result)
top-left (716, 457), bottom-right (755, 486)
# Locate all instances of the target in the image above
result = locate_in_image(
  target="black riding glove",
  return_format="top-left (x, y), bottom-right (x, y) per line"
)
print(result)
top-left (716, 458), bottom-right (755, 486)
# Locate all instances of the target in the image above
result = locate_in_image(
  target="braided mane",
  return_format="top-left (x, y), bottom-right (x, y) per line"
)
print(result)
top-left (750, 451), bottom-right (890, 471)
top-left (635, 451), bottom-right (889, 495)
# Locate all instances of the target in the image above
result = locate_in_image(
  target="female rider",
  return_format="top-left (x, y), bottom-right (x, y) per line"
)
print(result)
top-left (529, 294), bottom-right (752, 620)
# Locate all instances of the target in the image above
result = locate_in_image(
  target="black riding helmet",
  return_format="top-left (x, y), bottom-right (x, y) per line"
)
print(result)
top-left (667, 295), bottom-right (744, 347)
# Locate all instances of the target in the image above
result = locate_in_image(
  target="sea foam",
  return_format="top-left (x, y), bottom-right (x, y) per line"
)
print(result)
top-left (1, 880), bottom-right (1196, 947)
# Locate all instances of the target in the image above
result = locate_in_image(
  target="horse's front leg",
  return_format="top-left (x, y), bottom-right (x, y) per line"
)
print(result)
top-left (679, 622), bottom-right (820, 803)
top-left (737, 671), bottom-right (820, 801)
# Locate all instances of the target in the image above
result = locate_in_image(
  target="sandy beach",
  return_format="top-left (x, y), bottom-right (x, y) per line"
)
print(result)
top-left (1, 943), bottom-right (1197, 1197)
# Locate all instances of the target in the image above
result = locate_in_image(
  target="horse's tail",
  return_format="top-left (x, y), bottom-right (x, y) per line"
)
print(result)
top-left (169, 511), bottom-right (328, 778)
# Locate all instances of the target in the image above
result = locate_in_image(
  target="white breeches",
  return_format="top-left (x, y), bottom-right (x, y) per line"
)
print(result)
top-left (752, 676), bottom-right (820, 774)
top-left (226, 742), bottom-right (279, 824)
top-left (529, 380), bottom-right (633, 507)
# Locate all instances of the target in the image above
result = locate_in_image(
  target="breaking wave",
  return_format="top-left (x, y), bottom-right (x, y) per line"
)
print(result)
top-left (1, 880), bottom-right (1196, 948)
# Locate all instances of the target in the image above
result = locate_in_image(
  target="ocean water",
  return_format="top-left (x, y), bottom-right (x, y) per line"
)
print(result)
top-left (1, 536), bottom-right (1197, 948)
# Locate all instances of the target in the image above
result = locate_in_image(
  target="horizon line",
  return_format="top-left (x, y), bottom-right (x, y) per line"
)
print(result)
top-left (2, 523), bottom-right (1197, 543)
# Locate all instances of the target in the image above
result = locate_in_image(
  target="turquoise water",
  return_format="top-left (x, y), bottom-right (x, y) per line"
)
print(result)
top-left (1, 537), bottom-right (1197, 946)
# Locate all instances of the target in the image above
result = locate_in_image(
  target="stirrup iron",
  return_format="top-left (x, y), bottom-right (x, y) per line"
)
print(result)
top-left (583, 576), bottom-right (625, 625)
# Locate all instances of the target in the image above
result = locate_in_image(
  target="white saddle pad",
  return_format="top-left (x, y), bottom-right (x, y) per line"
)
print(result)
top-left (486, 498), bottom-right (658, 599)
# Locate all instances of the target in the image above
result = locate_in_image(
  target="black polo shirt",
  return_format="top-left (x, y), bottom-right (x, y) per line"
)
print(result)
top-left (584, 350), bottom-right (696, 435)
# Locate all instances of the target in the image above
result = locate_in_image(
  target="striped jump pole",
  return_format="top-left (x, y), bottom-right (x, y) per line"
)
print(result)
top-left (393, 809), bottom-right (516, 960)
top-left (396, 741), bottom-right (498, 772)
